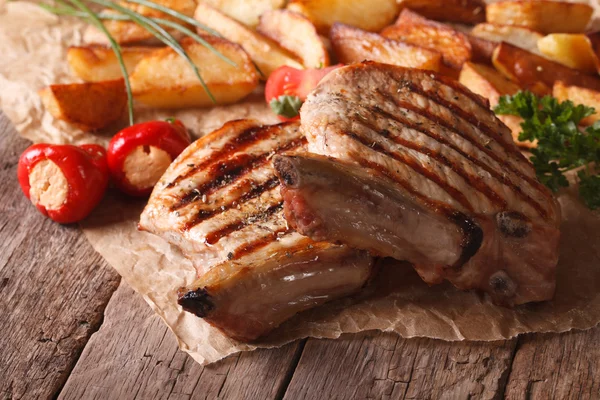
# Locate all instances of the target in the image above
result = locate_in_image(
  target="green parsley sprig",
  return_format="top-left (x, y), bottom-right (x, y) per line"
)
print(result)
top-left (270, 95), bottom-right (302, 119)
top-left (495, 91), bottom-right (600, 209)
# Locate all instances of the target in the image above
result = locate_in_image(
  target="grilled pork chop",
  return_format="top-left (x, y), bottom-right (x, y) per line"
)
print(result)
top-left (139, 119), bottom-right (374, 341)
top-left (276, 62), bottom-right (561, 306)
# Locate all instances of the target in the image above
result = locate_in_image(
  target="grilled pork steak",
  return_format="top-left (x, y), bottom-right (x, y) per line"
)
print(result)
top-left (179, 241), bottom-right (372, 342)
top-left (139, 119), bottom-right (374, 341)
top-left (280, 62), bottom-right (560, 306)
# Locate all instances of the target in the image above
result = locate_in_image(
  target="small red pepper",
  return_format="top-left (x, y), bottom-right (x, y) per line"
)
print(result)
top-left (107, 119), bottom-right (191, 197)
top-left (18, 143), bottom-right (109, 224)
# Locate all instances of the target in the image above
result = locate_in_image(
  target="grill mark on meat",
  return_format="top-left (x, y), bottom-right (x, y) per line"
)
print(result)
top-left (168, 124), bottom-right (273, 188)
top-left (363, 104), bottom-right (508, 209)
top-left (183, 177), bottom-right (280, 230)
top-left (427, 72), bottom-right (490, 109)
top-left (204, 202), bottom-right (284, 245)
top-left (173, 137), bottom-right (306, 211)
top-left (366, 97), bottom-right (548, 217)
top-left (400, 79), bottom-right (523, 158)
top-left (340, 128), bottom-right (475, 211)
top-left (356, 158), bottom-right (452, 213)
top-left (229, 227), bottom-right (293, 260)
top-left (374, 88), bottom-right (551, 219)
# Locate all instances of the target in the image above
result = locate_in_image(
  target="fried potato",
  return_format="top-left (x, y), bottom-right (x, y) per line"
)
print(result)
top-left (381, 9), bottom-right (471, 70)
top-left (257, 10), bottom-right (329, 68)
top-left (130, 37), bottom-right (259, 109)
top-left (492, 42), bottom-right (600, 95)
top-left (287, 0), bottom-right (400, 34)
top-left (330, 23), bottom-right (441, 71)
top-left (201, 0), bottom-right (285, 27)
top-left (84, 0), bottom-right (197, 45)
top-left (194, 3), bottom-right (302, 78)
top-left (471, 23), bottom-right (542, 54)
top-left (397, 0), bottom-right (485, 24)
top-left (538, 34), bottom-right (599, 74)
top-left (553, 81), bottom-right (600, 126)
top-left (464, 33), bottom-right (497, 64)
top-left (459, 62), bottom-right (529, 147)
top-left (39, 79), bottom-right (126, 131)
top-left (486, 1), bottom-right (593, 34)
top-left (67, 46), bottom-right (154, 82)
top-left (587, 31), bottom-right (600, 60)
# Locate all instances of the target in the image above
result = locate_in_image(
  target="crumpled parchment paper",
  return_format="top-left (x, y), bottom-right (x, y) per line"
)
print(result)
top-left (1, 0), bottom-right (600, 365)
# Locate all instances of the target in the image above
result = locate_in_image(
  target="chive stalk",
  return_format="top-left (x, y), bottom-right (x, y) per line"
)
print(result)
top-left (88, 0), bottom-right (216, 103)
top-left (67, 0), bottom-right (135, 125)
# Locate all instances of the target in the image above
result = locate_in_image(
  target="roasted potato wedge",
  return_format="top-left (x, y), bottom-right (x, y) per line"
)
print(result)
top-left (586, 31), bottom-right (600, 60)
top-left (538, 34), bottom-right (599, 74)
top-left (201, 0), bottom-right (285, 27)
top-left (39, 79), bottom-right (126, 131)
top-left (464, 34), bottom-right (497, 64)
top-left (492, 42), bottom-right (600, 95)
top-left (486, 1), bottom-right (593, 34)
top-left (381, 9), bottom-right (471, 70)
top-left (331, 23), bottom-right (441, 71)
top-left (84, 0), bottom-right (197, 45)
top-left (130, 37), bottom-right (259, 109)
top-left (459, 62), bottom-right (529, 147)
top-left (287, 0), bottom-right (400, 34)
top-left (397, 0), bottom-right (485, 24)
top-left (471, 23), bottom-right (542, 55)
top-left (553, 81), bottom-right (600, 126)
top-left (67, 46), bottom-right (154, 82)
top-left (257, 10), bottom-right (329, 68)
top-left (194, 3), bottom-right (303, 78)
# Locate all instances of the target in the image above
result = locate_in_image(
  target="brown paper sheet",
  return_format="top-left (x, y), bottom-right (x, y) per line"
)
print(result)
top-left (2, 0), bottom-right (600, 365)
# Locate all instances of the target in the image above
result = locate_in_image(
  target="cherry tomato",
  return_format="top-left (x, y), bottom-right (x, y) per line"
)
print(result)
top-left (18, 143), bottom-right (109, 224)
top-left (265, 65), bottom-right (343, 121)
top-left (107, 119), bottom-right (191, 197)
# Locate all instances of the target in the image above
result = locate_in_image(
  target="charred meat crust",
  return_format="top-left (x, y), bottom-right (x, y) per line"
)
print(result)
top-left (496, 211), bottom-right (531, 238)
top-left (273, 156), bottom-right (299, 187)
top-left (445, 211), bottom-right (484, 268)
top-left (177, 287), bottom-right (215, 318)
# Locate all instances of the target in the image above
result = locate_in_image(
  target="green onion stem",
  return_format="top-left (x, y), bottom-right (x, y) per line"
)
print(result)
top-left (124, 0), bottom-right (222, 37)
top-left (66, 0), bottom-right (135, 125)
top-left (89, 0), bottom-right (216, 103)
top-left (39, 4), bottom-right (235, 67)
top-left (152, 18), bottom-right (236, 66)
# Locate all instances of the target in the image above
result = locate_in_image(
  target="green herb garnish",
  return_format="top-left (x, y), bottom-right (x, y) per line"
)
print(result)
top-left (495, 91), bottom-right (600, 209)
top-left (269, 95), bottom-right (302, 119)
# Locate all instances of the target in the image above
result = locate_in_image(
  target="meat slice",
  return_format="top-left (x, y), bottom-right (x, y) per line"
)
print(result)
top-left (274, 154), bottom-right (475, 269)
top-left (178, 241), bottom-right (372, 342)
top-left (281, 62), bottom-right (561, 306)
top-left (139, 119), bottom-right (374, 341)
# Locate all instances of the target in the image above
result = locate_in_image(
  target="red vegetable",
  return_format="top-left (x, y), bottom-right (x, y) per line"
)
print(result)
top-left (107, 119), bottom-right (191, 196)
top-left (265, 64), bottom-right (343, 121)
top-left (17, 143), bottom-right (109, 224)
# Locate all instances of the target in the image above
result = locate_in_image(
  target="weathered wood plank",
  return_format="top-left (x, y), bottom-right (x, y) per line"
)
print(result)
top-left (505, 326), bottom-right (600, 400)
top-left (58, 282), bottom-right (303, 400)
top-left (0, 112), bottom-right (121, 399)
top-left (283, 331), bottom-right (517, 400)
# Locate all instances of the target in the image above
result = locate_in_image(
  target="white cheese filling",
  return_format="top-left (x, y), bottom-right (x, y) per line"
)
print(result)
top-left (29, 160), bottom-right (68, 210)
top-left (123, 145), bottom-right (172, 189)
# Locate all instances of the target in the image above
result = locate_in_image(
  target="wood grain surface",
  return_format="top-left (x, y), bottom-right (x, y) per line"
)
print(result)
top-left (1, 111), bottom-right (599, 400)
top-left (0, 113), bottom-right (121, 400)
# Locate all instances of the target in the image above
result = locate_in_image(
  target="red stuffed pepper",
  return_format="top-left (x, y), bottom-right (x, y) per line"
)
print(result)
top-left (18, 143), bottom-right (109, 224)
top-left (107, 119), bottom-right (191, 197)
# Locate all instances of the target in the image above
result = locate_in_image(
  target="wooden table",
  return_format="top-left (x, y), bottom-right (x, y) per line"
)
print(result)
top-left (1, 112), bottom-right (599, 400)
